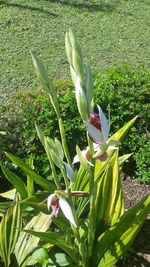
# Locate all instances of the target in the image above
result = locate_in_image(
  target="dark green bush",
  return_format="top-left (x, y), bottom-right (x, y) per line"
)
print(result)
top-left (94, 64), bottom-right (150, 182)
top-left (0, 64), bottom-right (149, 183)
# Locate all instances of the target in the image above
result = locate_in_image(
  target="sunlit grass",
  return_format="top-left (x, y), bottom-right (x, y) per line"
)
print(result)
top-left (1, 0), bottom-right (150, 94)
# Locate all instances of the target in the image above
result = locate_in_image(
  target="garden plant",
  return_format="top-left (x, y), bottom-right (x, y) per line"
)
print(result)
top-left (0, 30), bottom-right (150, 267)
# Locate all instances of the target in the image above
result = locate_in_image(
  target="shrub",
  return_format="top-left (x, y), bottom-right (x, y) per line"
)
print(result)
top-left (0, 65), bottom-right (149, 183)
top-left (93, 64), bottom-right (150, 182)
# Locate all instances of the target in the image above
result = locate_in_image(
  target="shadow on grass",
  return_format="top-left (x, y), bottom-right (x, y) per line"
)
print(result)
top-left (37, 0), bottom-right (116, 12)
top-left (0, 1), bottom-right (58, 17)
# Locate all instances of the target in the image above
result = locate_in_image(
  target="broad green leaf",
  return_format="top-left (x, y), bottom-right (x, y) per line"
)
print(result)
top-left (104, 151), bottom-right (124, 224)
top-left (32, 246), bottom-right (49, 265)
top-left (55, 252), bottom-right (73, 266)
top-left (92, 194), bottom-right (150, 267)
top-left (0, 189), bottom-right (16, 200)
top-left (95, 151), bottom-right (124, 225)
top-left (15, 212), bottom-right (52, 267)
top-left (5, 153), bottom-right (55, 191)
top-left (1, 164), bottom-right (28, 199)
top-left (0, 197), bottom-right (21, 267)
top-left (23, 230), bottom-right (78, 264)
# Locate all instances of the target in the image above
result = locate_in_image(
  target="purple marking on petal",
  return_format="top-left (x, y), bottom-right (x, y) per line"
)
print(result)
top-left (97, 152), bottom-right (108, 161)
top-left (51, 196), bottom-right (60, 217)
top-left (89, 112), bottom-right (101, 130)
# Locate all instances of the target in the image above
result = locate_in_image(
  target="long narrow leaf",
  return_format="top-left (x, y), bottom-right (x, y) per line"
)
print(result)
top-left (1, 164), bottom-right (28, 199)
top-left (0, 198), bottom-right (21, 267)
top-left (92, 194), bottom-right (150, 266)
top-left (23, 230), bottom-right (78, 264)
top-left (5, 153), bottom-right (55, 191)
top-left (109, 116), bottom-right (138, 142)
top-left (95, 151), bottom-right (124, 225)
top-left (0, 189), bottom-right (16, 200)
top-left (15, 212), bottom-right (52, 267)
top-left (26, 155), bottom-right (35, 197)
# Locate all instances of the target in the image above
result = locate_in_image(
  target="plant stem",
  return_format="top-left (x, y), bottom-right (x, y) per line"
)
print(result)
top-left (87, 135), bottom-right (96, 257)
top-left (59, 118), bottom-right (72, 166)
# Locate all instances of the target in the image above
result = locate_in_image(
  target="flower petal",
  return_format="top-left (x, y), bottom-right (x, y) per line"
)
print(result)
top-left (63, 161), bottom-right (76, 182)
top-left (47, 193), bottom-right (55, 210)
top-left (97, 152), bottom-right (108, 161)
top-left (85, 122), bottom-right (104, 143)
top-left (97, 105), bottom-right (110, 141)
top-left (59, 197), bottom-right (77, 228)
top-left (72, 149), bottom-right (87, 164)
top-left (93, 142), bottom-right (108, 158)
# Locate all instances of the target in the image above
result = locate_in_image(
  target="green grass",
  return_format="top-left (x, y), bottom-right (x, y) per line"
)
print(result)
top-left (0, 0), bottom-right (150, 95)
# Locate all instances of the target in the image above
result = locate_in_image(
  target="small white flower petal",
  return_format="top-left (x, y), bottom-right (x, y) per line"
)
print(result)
top-left (97, 105), bottom-right (110, 141)
top-left (47, 193), bottom-right (55, 210)
top-left (93, 143), bottom-right (100, 151)
top-left (85, 122), bottom-right (104, 143)
top-left (72, 154), bottom-right (79, 164)
top-left (72, 149), bottom-right (88, 164)
top-left (59, 197), bottom-right (77, 228)
top-left (93, 142), bottom-right (108, 158)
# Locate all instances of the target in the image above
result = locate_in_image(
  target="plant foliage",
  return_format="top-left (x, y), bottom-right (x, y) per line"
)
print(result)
top-left (0, 30), bottom-right (150, 267)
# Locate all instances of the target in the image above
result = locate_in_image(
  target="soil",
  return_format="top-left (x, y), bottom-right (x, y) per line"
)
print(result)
top-left (114, 179), bottom-right (150, 267)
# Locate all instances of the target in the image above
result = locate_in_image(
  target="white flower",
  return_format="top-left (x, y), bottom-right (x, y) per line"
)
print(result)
top-left (47, 193), bottom-right (77, 228)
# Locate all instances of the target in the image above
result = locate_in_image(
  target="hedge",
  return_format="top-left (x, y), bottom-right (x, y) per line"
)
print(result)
top-left (0, 64), bottom-right (149, 184)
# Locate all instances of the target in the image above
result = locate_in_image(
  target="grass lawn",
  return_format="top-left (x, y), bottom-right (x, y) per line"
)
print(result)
top-left (0, 0), bottom-right (150, 95)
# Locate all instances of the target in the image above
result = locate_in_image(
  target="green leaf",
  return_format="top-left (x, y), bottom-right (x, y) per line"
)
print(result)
top-left (119, 153), bottom-right (133, 167)
top-left (5, 153), bottom-right (55, 191)
top-left (92, 194), bottom-right (150, 267)
top-left (15, 212), bottom-right (52, 267)
top-left (20, 191), bottom-right (49, 214)
top-left (0, 189), bottom-right (16, 200)
top-left (45, 137), bottom-right (64, 169)
top-left (95, 151), bottom-right (124, 225)
top-left (0, 197), bottom-right (21, 267)
top-left (30, 51), bottom-right (59, 114)
top-left (31, 51), bottom-right (51, 94)
top-left (32, 246), bottom-right (49, 265)
top-left (76, 145), bottom-right (92, 174)
top-left (35, 122), bottom-right (45, 147)
top-left (55, 252), bottom-right (73, 266)
top-left (1, 164), bottom-right (28, 199)
top-left (23, 230), bottom-right (78, 264)
top-left (109, 116), bottom-right (138, 142)
top-left (0, 202), bottom-right (12, 215)
top-left (26, 155), bottom-right (35, 197)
